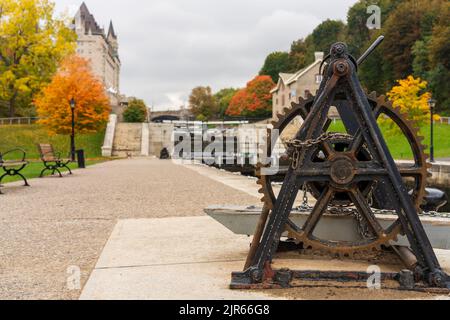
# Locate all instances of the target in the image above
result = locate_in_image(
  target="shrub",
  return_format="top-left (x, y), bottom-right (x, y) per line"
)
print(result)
top-left (123, 98), bottom-right (148, 123)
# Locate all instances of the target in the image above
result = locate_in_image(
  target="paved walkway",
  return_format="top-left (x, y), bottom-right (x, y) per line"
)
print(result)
top-left (2, 158), bottom-right (450, 300)
top-left (80, 217), bottom-right (273, 300)
top-left (0, 159), bottom-right (259, 300)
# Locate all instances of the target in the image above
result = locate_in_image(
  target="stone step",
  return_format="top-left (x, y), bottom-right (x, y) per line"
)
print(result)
top-left (112, 123), bottom-right (143, 156)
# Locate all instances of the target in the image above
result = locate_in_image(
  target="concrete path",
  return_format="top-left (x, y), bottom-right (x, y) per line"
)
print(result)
top-left (80, 162), bottom-right (450, 300)
top-left (80, 217), bottom-right (272, 300)
top-left (0, 158), bottom-right (259, 300)
top-left (79, 215), bottom-right (450, 300)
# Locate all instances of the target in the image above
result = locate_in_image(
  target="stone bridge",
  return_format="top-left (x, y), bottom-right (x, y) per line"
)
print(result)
top-left (150, 109), bottom-right (192, 122)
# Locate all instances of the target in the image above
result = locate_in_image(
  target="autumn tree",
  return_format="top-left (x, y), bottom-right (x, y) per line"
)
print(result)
top-left (34, 55), bottom-right (111, 135)
top-left (123, 98), bottom-right (148, 123)
top-left (188, 86), bottom-right (219, 121)
top-left (386, 75), bottom-right (438, 131)
top-left (0, 0), bottom-right (76, 117)
top-left (226, 75), bottom-right (274, 118)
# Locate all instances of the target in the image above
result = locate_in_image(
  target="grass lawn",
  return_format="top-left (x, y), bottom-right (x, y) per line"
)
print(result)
top-left (0, 124), bottom-right (109, 184)
top-left (0, 124), bottom-right (105, 160)
top-left (328, 120), bottom-right (450, 160)
top-left (0, 160), bottom-right (105, 184)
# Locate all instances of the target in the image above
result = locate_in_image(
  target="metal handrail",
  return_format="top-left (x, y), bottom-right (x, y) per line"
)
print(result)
top-left (0, 117), bottom-right (40, 125)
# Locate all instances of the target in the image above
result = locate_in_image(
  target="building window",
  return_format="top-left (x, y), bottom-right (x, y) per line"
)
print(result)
top-left (315, 74), bottom-right (323, 84)
top-left (276, 98), bottom-right (279, 106)
top-left (305, 90), bottom-right (311, 97)
top-left (291, 89), bottom-right (297, 98)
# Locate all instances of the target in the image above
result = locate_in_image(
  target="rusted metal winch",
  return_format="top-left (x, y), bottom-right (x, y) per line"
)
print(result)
top-left (231, 38), bottom-right (450, 291)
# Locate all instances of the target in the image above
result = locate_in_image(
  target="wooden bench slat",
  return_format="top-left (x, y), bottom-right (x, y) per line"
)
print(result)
top-left (38, 143), bottom-right (57, 161)
top-left (0, 161), bottom-right (28, 167)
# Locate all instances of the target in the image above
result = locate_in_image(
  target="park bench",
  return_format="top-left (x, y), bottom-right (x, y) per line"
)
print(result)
top-left (37, 144), bottom-right (73, 178)
top-left (0, 148), bottom-right (30, 194)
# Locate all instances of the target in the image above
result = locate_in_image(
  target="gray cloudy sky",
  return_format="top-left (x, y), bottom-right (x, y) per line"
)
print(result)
top-left (55, 0), bottom-right (357, 110)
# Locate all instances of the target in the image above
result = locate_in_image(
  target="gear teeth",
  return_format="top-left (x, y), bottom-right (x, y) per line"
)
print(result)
top-left (377, 95), bottom-right (387, 105)
top-left (369, 91), bottom-right (377, 100)
top-left (256, 92), bottom-right (427, 257)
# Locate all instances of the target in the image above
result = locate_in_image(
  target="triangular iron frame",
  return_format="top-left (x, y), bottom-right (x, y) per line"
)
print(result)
top-left (231, 42), bottom-right (449, 289)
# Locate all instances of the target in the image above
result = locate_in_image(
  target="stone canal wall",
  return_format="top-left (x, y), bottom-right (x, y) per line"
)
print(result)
top-left (430, 162), bottom-right (450, 188)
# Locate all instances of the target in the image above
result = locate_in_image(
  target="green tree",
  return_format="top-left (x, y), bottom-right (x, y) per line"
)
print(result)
top-left (0, 0), bottom-right (76, 117)
top-left (123, 98), bottom-right (148, 123)
top-left (288, 20), bottom-right (346, 73)
top-left (426, 2), bottom-right (449, 114)
top-left (346, 0), bottom-right (401, 57)
top-left (259, 51), bottom-right (293, 83)
top-left (188, 86), bottom-right (219, 121)
top-left (214, 88), bottom-right (238, 119)
top-left (310, 19), bottom-right (347, 55)
top-left (289, 38), bottom-right (310, 72)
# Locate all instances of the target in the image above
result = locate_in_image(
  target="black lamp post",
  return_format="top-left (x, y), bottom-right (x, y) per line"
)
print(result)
top-left (70, 98), bottom-right (76, 161)
top-left (428, 98), bottom-right (436, 163)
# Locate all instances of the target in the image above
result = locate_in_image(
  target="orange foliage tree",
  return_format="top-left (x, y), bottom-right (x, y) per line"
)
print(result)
top-left (35, 55), bottom-right (111, 135)
top-left (226, 75), bottom-right (274, 117)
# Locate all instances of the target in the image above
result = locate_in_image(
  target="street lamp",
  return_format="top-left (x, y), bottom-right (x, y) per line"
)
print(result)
top-left (70, 98), bottom-right (76, 161)
top-left (428, 98), bottom-right (436, 163)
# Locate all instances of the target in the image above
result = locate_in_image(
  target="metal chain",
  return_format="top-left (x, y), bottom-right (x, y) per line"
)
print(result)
top-left (286, 132), bottom-right (351, 150)
top-left (287, 132), bottom-right (450, 238)
top-left (287, 133), bottom-right (351, 170)
top-left (294, 203), bottom-right (450, 241)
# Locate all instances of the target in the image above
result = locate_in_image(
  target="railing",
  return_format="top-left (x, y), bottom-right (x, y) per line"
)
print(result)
top-left (0, 117), bottom-right (40, 126)
top-left (439, 117), bottom-right (450, 125)
top-left (320, 116), bottom-right (450, 125)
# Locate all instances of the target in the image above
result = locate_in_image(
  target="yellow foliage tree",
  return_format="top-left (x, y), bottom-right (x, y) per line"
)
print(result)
top-left (387, 75), bottom-right (440, 130)
top-left (0, 0), bottom-right (76, 117)
top-left (35, 55), bottom-right (111, 135)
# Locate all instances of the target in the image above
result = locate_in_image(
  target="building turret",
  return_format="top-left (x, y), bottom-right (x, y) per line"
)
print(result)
top-left (74, 3), bottom-right (121, 106)
top-left (107, 20), bottom-right (119, 58)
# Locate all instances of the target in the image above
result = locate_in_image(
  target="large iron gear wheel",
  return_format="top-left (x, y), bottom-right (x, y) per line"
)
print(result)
top-left (257, 92), bottom-right (431, 257)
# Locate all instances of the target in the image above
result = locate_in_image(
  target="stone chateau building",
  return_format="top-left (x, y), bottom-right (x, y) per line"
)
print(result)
top-left (74, 3), bottom-right (121, 106)
top-left (271, 52), bottom-right (324, 119)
